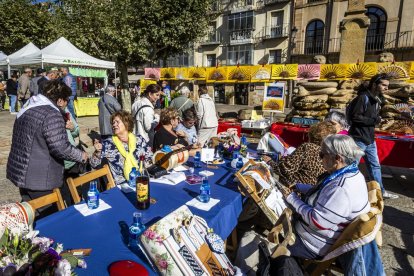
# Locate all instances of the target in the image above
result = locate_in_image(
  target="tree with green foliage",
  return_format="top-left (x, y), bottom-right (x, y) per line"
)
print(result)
top-left (0, 0), bottom-right (58, 54)
top-left (55, 0), bottom-right (216, 108)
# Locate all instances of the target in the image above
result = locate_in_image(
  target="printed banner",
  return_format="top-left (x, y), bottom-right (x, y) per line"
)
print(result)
top-left (319, 64), bottom-right (348, 80)
top-left (251, 65), bottom-right (272, 82)
top-left (160, 68), bottom-right (176, 80)
top-left (175, 68), bottom-right (189, 80)
top-left (188, 67), bottom-right (207, 80)
top-left (297, 64), bottom-right (321, 80)
top-left (345, 62), bottom-right (377, 80)
top-left (226, 66), bottom-right (251, 83)
top-left (377, 62), bottom-right (410, 80)
top-left (206, 67), bottom-right (227, 83)
top-left (271, 64), bottom-right (298, 80)
top-left (263, 82), bottom-right (285, 113)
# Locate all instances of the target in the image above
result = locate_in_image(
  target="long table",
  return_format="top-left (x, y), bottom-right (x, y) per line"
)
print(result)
top-left (270, 122), bottom-right (414, 168)
top-left (35, 162), bottom-right (243, 275)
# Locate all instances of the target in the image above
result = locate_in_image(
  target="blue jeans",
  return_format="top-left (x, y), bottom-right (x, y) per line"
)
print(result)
top-left (338, 240), bottom-right (385, 276)
top-left (355, 141), bottom-right (384, 194)
top-left (67, 97), bottom-right (76, 119)
top-left (9, 95), bottom-right (17, 112)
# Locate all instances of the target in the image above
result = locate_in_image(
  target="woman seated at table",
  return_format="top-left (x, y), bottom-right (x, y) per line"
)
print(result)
top-left (153, 108), bottom-right (200, 155)
top-left (325, 111), bottom-right (349, 135)
top-left (90, 110), bottom-right (153, 186)
top-left (282, 134), bottom-right (370, 260)
top-left (264, 121), bottom-right (337, 186)
top-left (175, 108), bottom-right (198, 145)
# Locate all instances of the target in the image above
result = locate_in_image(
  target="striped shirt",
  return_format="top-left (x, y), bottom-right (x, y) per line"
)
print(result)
top-left (286, 170), bottom-right (370, 257)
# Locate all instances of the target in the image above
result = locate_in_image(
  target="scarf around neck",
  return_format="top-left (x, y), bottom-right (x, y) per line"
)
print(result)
top-left (112, 133), bottom-right (138, 180)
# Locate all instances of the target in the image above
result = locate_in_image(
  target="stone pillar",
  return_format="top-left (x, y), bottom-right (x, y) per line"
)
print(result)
top-left (339, 0), bottom-right (370, 63)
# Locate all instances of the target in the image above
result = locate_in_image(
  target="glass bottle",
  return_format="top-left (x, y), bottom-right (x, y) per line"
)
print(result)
top-left (87, 180), bottom-right (99, 209)
top-left (128, 167), bottom-right (137, 188)
top-left (136, 155), bottom-right (150, 210)
top-left (198, 176), bottom-right (211, 203)
top-left (129, 212), bottom-right (146, 247)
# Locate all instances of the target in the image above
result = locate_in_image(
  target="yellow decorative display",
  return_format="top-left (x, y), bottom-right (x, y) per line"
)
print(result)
top-left (271, 64), bottom-right (298, 80)
top-left (377, 62), bottom-right (410, 80)
top-left (160, 68), bottom-right (176, 80)
top-left (206, 67), bottom-right (227, 83)
top-left (345, 62), bottom-right (377, 80)
top-left (320, 64), bottom-right (348, 80)
top-left (74, 97), bottom-right (99, 117)
top-left (175, 68), bottom-right (188, 80)
top-left (263, 98), bottom-right (284, 112)
top-left (188, 67), bottom-right (207, 80)
top-left (140, 79), bottom-right (157, 91)
top-left (251, 65), bottom-right (272, 82)
top-left (410, 62), bottom-right (414, 80)
top-left (226, 66), bottom-right (251, 82)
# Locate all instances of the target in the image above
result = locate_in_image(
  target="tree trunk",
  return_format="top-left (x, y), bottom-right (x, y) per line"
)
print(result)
top-left (119, 62), bottom-right (131, 112)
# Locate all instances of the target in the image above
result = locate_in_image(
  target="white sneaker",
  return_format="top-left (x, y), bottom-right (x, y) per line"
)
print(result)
top-left (383, 191), bottom-right (399, 199)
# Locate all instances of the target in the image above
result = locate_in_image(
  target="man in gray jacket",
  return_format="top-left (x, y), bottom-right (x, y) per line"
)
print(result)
top-left (169, 86), bottom-right (194, 118)
top-left (17, 68), bottom-right (32, 106)
top-left (98, 85), bottom-right (122, 138)
top-left (7, 80), bottom-right (88, 203)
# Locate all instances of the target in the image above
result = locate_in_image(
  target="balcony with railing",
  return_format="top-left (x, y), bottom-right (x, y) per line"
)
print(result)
top-left (366, 31), bottom-right (414, 51)
top-left (222, 0), bottom-right (255, 12)
top-left (261, 0), bottom-right (290, 5)
top-left (229, 29), bottom-right (255, 44)
top-left (292, 38), bottom-right (341, 55)
top-left (200, 31), bottom-right (222, 45)
top-left (261, 24), bottom-right (290, 39)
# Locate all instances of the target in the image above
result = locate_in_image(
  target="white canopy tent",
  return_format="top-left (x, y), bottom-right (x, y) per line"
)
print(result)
top-left (0, 51), bottom-right (7, 61)
top-left (0, 43), bottom-right (41, 77)
top-left (9, 37), bottom-right (115, 69)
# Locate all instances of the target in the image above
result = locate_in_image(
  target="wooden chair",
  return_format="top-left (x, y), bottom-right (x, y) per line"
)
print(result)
top-left (66, 164), bottom-right (116, 204)
top-left (28, 188), bottom-right (66, 212)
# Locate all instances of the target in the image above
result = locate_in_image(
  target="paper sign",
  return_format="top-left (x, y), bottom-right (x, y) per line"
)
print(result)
top-left (201, 148), bottom-right (215, 162)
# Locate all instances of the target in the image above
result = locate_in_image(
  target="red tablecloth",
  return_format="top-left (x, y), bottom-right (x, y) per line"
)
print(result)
top-left (270, 123), bottom-right (414, 168)
top-left (218, 121), bottom-right (242, 136)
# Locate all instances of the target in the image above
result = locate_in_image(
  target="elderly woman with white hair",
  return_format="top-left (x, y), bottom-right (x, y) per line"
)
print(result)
top-left (282, 134), bottom-right (370, 259)
top-left (325, 111), bottom-right (349, 135)
top-left (169, 85), bottom-right (194, 118)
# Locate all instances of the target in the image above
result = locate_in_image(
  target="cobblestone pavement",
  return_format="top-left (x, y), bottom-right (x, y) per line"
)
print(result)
top-left (0, 106), bottom-right (413, 274)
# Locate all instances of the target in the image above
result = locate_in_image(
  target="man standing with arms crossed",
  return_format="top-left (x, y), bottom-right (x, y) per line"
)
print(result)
top-left (348, 73), bottom-right (398, 199)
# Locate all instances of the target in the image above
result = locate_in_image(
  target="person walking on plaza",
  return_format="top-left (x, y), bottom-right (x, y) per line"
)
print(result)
top-left (347, 73), bottom-right (398, 199)
top-left (29, 68), bottom-right (46, 96)
top-left (169, 85), bottom-right (194, 118)
top-left (7, 80), bottom-right (88, 205)
top-left (17, 68), bottom-right (32, 107)
top-left (6, 75), bottom-right (18, 114)
top-left (98, 85), bottom-right (122, 138)
top-left (38, 68), bottom-right (59, 95)
top-left (132, 84), bottom-right (161, 147)
top-left (61, 67), bottom-right (77, 118)
top-left (0, 81), bottom-right (6, 111)
top-left (195, 86), bottom-right (218, 146)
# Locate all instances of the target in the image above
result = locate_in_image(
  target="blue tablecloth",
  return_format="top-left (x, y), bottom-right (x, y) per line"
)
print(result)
top-left (35, 161), bottom-right (243, 275)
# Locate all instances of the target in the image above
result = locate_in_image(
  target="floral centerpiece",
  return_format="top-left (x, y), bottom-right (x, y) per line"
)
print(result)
top-left (0, 228), bottom-right (87, 276)
top-left (216, 129), bottom-right (247, 159)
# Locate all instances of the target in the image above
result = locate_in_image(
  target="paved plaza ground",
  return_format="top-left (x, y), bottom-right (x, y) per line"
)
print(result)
top-left (0, 104), bottom-right (413, 274)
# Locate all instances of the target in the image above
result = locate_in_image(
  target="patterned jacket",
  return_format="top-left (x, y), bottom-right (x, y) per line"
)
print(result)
top-left (90, 135), bottom-right (153, 186)
top-left (268, 142), bottom-right (325, 186)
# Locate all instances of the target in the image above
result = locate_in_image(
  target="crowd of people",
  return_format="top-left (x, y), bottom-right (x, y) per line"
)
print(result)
top-left (4, 72), bottom-right (392, 273)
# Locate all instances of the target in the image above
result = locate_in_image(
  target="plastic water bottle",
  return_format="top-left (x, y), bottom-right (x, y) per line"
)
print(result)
top-left (236, 156), bottom-right (244, 170)
top-left (194, 151), bottom-right (201, 168)
top-left (129, 212), bottom-right (146, 247)
top-left (198, 177), bottom-right (211, 203)
top-left (128, 167), bottom-right (137, 188)
top-left (241, 135), bottom-right (247, 147)
top-left (87, 180), bottom-right (99, 209)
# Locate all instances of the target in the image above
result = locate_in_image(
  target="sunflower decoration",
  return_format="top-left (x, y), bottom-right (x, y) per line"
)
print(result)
top-left (140, 79), bottom-right (157, 91)
top-left (345, 62), bottom-right (377, 80)
top-left (263, 98), bottom-right (283, 111)
top-left (377, 62), bottom-right (409, 80)
top-left (297, 64), bottom-right (321, 80)
top-left (144, 68), bottom-right (160, 80)
top-left (175, 68), bottom-right (188, 80)
top-left (227, 66), bottom-right (251, 82)
top-left (206, 67), bottom-right (227, 82)
top-left (160, 68), bottom-right (176, 80)
top-left (188, 67), bottom-right (207, 80)
top-left (320, 64), bottom-right (347, 80)
top-left (251, 65), bottom-right (271, 81)
top-left (271, 64), bottom-right (298, 80)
